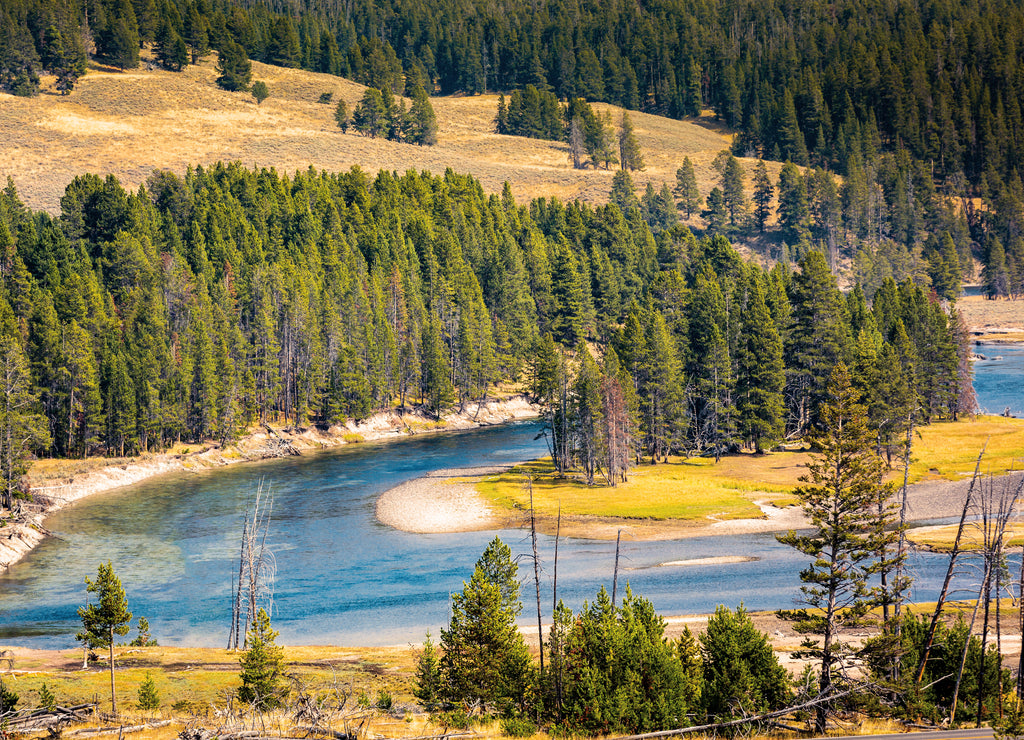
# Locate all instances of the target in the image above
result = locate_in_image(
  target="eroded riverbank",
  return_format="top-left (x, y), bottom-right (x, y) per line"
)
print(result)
top-left (0, 395), bottom-right (539, 572)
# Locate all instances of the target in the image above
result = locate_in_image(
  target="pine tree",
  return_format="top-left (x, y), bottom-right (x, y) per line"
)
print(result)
top-left (786, 250), bottom-right (850, 435)
top-left (100, 0), bottom-right (141, 71)
top-left (778, 89), bottom-right (809, 166)
top-left (735, 275), bottom-right (785, 452)
top-left (618, 111), bottom-right (644, 171)
top-left (137, 673), bottom-right (160, 711)
top-left (216, 39), bottom-right (251, 91)
top-left (352, 87), bottom-right (387, 137)
top-left (609, 169), bottom-right (639, 213)
top-left (777, 162), bottom-right (811, 245)
top-left (675, 157), bottom-right (702, 219)
top-left (494, 94), bottom-right (509, 134)
top-left (700, 605), bottom-right (790, 721)
top-left (38, 682), bottom-right (56, 710)
top-left (334, 99), bottom-right (349, 132)
top-left (406, 85), bottom-right (437, 145)
top-left (154, 20), bottom-right (188, 72)
top-left (0, 335), bottom-right (49, 511)
top-left (77, 562), bottom-right (133, 715)
top-left (238, 608), bottom-right (287, 711)
top-left (752, 159), bottom-right (773, 232)
top-left (589, 111), bottom-right (618, 169)
top-left (683, 57), bottom-right (702, 116)
top-left (440, 538), bottom-right (533, 713)
top-left (776, 364), bottom-right (893, 733)
top-left (184, 4), bottom-right (209, 64)
top-left (703, 187), bottom-right (728, 234)
top-left (720, 155), bottom-right (748, 228)
top-left (421, 314), bottom-right (454, 415)
top-left (414, 632), bottom-right (441, 710)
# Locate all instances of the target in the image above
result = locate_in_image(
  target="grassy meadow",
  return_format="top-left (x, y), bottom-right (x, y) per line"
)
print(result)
top-left (473, 415), bottom-right (1024, 523)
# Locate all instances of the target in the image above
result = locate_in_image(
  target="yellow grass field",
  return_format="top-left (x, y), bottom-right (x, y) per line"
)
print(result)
top-left (0, 54), bottom-right (754, 218)
top-left (475, 415), bottom-right (1024, 522)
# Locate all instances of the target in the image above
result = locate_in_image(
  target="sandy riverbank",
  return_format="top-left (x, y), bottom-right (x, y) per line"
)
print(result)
top-left (0, 395), bottom-right (540, 572)
top-left (375, 464), bottom-right (1024, 541)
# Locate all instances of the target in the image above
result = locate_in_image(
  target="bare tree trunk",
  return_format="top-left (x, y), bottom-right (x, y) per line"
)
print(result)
top-left (528, 478), bottom-right (544, 684)
top-left (916, 445), bottom-right (987, 685)
top-left (1018, 543), bottom-right (1024, 698)
top-left (950, 560), bottom-right (989, 725)
top-left (893, 412), bottom-right (914, 654)
top-left (611, 529), bottom-right (621, 608)
top-left (108, 628), bottom-right (116, 716)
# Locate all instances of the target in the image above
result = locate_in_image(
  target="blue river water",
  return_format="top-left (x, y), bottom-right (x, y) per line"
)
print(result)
top-left (0, 346), bottom-right (1019, 648)
top-left (973, 342), bottom-right (1024, 417)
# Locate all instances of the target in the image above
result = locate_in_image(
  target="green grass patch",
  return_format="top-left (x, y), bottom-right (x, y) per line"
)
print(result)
top-left (475, 456), bottom-right (794, 521)
top-left (473, 416), bottom-right (1024, 522)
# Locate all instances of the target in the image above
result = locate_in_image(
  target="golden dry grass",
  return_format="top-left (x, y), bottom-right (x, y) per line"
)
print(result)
top-left (911, 416), bottom-right (1024, 481)
top-left (957, 293), bottom-right (1024, 340)
top-left (0, 53), bottom-right (742, 216)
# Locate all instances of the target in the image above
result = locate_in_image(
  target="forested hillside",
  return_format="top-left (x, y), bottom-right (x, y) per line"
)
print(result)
top-left (0, 166), bottom-right (969, 498)
top-left (2, 0), bottom-right (1023, 292)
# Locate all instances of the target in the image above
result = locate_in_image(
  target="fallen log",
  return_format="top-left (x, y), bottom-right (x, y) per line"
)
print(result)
top-left (288, 726), bottom-right (353, 739)
top-left (70, 721), bottom-right (173, 736)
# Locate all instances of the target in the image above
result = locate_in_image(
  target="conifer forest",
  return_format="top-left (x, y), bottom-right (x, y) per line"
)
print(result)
top-left (2, 0), bottom-right (1024, 735)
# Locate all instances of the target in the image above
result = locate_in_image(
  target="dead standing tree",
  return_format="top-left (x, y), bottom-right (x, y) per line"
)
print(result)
top-left (228, 480), bottom-right (276, 650)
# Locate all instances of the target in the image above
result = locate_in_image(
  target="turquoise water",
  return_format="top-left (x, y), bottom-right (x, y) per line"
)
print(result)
top-left (0, 349), bottom-right (1018, 648)
top-left (973, 342), bottom-right (1024, 417)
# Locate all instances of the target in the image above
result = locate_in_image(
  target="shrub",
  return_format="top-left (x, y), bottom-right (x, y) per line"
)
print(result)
top-left (318, 92), bottom-right (333, 104)
top-left (500, 717), bottom-right (537, 737)
top-left (375, 689), bottom-right (393, 711)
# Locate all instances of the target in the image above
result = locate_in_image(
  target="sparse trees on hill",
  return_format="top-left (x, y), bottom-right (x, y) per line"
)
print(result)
top-left (618, 111), bottom-right (644, 171)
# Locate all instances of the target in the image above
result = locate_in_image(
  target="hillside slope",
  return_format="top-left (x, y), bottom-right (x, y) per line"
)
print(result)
top-left (0, 56), bottom-right (734, 214)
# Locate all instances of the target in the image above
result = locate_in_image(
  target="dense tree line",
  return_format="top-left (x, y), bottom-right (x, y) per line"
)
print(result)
top-left (416, 537), bottom-right (790, 734)
top-left (417, 534), bottom-right (1007, 734)
top-left (0, 163), bottom-right (969, 503)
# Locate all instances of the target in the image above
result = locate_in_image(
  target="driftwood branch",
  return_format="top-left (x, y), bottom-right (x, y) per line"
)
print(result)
top-left (611, 685), bottom-right (862, 740)
top-left (70, 721), bottom-right (173, 736)
top-left (0, 703), bottom-right (96, 731)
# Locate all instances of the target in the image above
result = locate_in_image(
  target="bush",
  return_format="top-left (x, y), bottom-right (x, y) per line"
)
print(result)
top-left (318, 92), bottom-right (333, 104)
top-left (500, 717), bottom-right (537, 737)
top-left (375, 689), bottom-right (393, 711)
top-left (434, 709), bottom-right (470, 729)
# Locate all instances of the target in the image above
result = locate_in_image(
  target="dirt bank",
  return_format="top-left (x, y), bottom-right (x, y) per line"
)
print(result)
top-left (0, 395), bottom-right (539, 572)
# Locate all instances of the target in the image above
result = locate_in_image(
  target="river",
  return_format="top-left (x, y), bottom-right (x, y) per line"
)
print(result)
top-left (0, 347), bottom-right (1020, 648)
